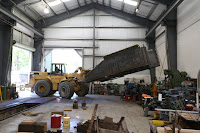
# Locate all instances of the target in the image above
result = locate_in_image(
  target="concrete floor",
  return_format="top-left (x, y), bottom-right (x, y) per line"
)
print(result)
top-left (0, 94), bottom-right (153, 133)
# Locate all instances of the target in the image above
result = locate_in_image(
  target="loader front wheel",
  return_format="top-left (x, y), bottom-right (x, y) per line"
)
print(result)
top-left (34, 80), bottom-right (51, 97)
top-left (75, 83), bottom-right (89, 97)
top-left (58, 82), bottom-right (74, 99)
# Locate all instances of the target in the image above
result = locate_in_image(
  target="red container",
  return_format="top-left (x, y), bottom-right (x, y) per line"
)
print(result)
top-left (51, 114), bottom-right (61, 128)
top-left (125, 95), bottom-right (130, 102)
top-left (185, 104), bottom-right (194, 111)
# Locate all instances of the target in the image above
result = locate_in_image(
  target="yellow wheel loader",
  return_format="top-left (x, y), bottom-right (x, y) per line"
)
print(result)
top-left (26, 63), bottom-right (90, 98)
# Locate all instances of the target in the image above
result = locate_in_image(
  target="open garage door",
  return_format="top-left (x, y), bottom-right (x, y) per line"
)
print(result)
top-left (11, 46), bottom-right (32, 93)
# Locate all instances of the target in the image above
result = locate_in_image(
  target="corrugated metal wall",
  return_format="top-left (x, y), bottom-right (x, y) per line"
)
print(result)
top-left (154, 0), bottom-right (200, 79)
top-left (177, 0), bottom-right (200, 78)
top-left (12, 7), bottom-right (34, 47)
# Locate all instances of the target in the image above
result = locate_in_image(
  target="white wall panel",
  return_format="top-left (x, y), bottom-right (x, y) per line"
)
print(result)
top-left (96, 28), bottom-right (146, 39)
top-left (83, 57), bottom-right (93, 69)
top-left (44, 28), bottom-right (93, 39)
top-left (177, 20), bottom-right (200, 78)
top-left (95, 41), bottom-right (146, 55)
top-left (177, 0), bottom-right (200, 78)
top-left (44, 40), bottom-right (93, 47)
top-left (48, 16), bottom-right (93, 27)
top-left (155, 32), bottom-right (168, 80)
top-left (96, 16), bottom-right (142, 27)
top-left (177, 0), bottom-right (200, 33)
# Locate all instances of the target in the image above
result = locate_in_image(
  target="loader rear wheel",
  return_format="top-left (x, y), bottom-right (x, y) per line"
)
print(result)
top-left (34, 80), bottom-right (51, 97)
top-left (58, 82), bottom-right (74, 99)
top-left (75, 83), bottom-right (89, 97)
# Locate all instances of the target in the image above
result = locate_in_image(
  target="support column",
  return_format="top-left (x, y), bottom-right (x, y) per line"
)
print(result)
top-left (0, 23), bottom-right (13, 86)
top-left (32, 39), bottom-right (43, 71)
top-left (166, 9), bottom-right (177, 70)
top-left (0, 2), bottom-right (14, 86)
top-left (92, 8), bottom-right (96, 68)
top-left (147, 37), bottom-right (156, 83)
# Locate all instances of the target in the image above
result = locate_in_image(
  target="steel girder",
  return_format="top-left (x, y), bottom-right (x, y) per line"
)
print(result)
top-left (94, 4), bottom-right (154, 28)
top-left (36, 3), bottom-right (154, 28)
top-left (37, 3), bottom-right (94, 28)
top-left (146, 0), bottom-right (184, 38)
top-left (150, 0), bottom-right (174, 5)
top-left (85, 46), bottom-right (160, 82)
top-left (0, 4), bottom-right (44, 37)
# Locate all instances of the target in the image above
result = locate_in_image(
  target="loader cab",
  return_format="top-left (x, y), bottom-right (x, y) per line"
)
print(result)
top-left (51, 63), bottom-right (66, 75)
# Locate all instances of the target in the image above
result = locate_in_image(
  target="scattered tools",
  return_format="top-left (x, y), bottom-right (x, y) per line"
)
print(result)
top-left (73, 100), bottom-right (78, 109)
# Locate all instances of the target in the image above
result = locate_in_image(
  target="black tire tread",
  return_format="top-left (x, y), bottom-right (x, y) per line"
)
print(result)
top-left (34, 80), bottom-right (51, 97)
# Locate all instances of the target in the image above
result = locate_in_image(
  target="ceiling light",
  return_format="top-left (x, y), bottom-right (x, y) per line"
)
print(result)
top-left (118, 0), bottom-right (138, 6)
top-left (44, 6), bottom-right (49, 14)
top-left (62, 0), bottom-right (70, 2)
top-left (48, 0), bottom-right (61, 6)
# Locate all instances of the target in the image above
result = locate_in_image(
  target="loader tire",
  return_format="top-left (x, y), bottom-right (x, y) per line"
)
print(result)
top-left (75, 83), bottom-right (89, 97)
top-left (58, 82), bottom-right (74, 99)
top-left (34, 80), bottom-right (51, 97)
top-left (47, 81), bottom-right (56, 96)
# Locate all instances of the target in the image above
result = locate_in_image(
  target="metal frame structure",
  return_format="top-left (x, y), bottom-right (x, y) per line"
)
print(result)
top-left (0, 0), bottom-right (184, 84)
top-left (37, 3), bottom-right (155, 28)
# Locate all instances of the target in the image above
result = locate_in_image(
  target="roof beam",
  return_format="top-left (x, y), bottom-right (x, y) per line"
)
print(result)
top-left (0, 4), bottom-right (43, 37)
top-left (146, 0), bottom-right (184, 38)
top-left (84, 0), bottom-right (87, 5)
top-left (39, 3), bottom-right (94, 27)
top-left (14, 0), bottom-right (26, 5)
top-left (150, 0), bottom-right (174, 5)
top-left (77, 0), bottom-right (81, 7)
top-left (121, 0), bottom-right (125, 11)
top-left (10, 0), bottom-right (39, 23)
top-left (43, 0), bottom-right (57, 15)
top-left (146, 3), bottom-right (158, 19)
top-left (60, 0), bottom-right (69, 13)
top-left (94, 3), bottom-right (155, 28)
top-left (37, 3), bottom-right (154, 28)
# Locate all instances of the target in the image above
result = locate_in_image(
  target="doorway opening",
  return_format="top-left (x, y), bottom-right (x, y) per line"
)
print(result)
top-left (11, 46), bottom-right (32, 95)
top-left (45, 49), bottom-right (82, 73)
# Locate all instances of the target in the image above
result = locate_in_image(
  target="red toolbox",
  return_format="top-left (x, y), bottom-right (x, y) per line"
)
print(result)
top-left (51, 114), bottom-right (61, 128)
top-left (125, 95), bottom-right (130, 102)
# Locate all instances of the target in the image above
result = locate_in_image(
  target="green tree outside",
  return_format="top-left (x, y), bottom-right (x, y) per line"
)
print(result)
top-left (12, 47), bottom-right (29, 71)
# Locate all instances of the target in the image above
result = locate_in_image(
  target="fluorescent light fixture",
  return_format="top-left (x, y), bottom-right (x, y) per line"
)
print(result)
top-left (118, 0), bottom-right (138, 6)
top-left (48, 0), bottom-right (61, 6)
top-left (62, 0), bottom-right (71, 2)
top-left (44, 7), bottom-right (49, 14)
